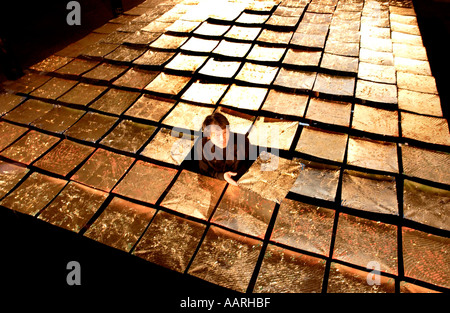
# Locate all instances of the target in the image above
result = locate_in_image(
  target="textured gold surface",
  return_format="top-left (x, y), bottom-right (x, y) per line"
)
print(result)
top-left (165, 53), bottom-right (208, 73)
top-left (57, 83), bottom-right (107, 106)
top-left (0, 160), bottom-right (29, 199)
top-left (235, 62), bottom-right (279, 85)
top-left (133, 49), bottom-right (175, 67)
top-left (63, 111), bottom-right (118, 143)
top-left (82, 62), bottom-right (129, 82)
top-left (3, 99), bottom-right (54, 125)
top-left (29, 55), bottom-right (73, 72)
top-left (124, 94), bottom-right (176, 123)
top-left (212, 40), bottom-right (252, 58)
top-left (161, 170), bottom-right (227, 220)
top-left (401, 112), bottom-right (450, 146)
top-left (2, 72), bottom-right (51, 94)
top-left (31, 105), bottom-right (85, 134)
top-left (0, 122), bottom-right (28, 151)
top-left (274, 68), bottom-right (317, 91)
top-left (247, 45), bottom-right (286, 63)
top-left (144, 72), bottom-right (191, 95)
top-left (89, 88), bottom-right (140, 116)
top-left (112, 68), bottom-right (159, 89)
top-left (0, 93), bottom-right (25, 116)
top-left (295, 127), bottom-right (348, 162)
top-left (162, 102), bottom-right (215, 131)
top-left (84, 197), bottom-right (156, 252)
top-left (398, 89), bottom-right (442, 117)
top-left (215, 107), bottom-right (255, 135)
top-left (355, 79), bottom-right (398, 104)
top-left (261, 89), bottom-right (308, 117)
top-left (352, 104), bottom-right (399, 137)
top-left (248, 117), bottom-right (298, 151)
top-left (224, 26), bottom-right (261, 41)
top-left (220, 84), bottom-right (268, 111)
top-left (181, 81), bottom-right (228, 104)
top-left (313, 73), bottom-right (355, 97)
top-left (133, 211), bottom-right (206, 272)
top-left (305, 97), bottom-right (352, 127)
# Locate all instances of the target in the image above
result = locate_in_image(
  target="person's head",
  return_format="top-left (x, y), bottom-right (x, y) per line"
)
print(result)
top-left (202, 113), bottom-right (230, 148)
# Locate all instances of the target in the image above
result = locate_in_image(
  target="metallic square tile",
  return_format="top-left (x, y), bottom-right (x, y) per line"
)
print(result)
top-left (112, 68), bottom-right (159, 89)
top-left (248, 117), bottom-right (298, 151)
top-left (124, 94), bottom-right (176, 122)
top-left (0, 160), bottom-right (29, 200)
top-left (235, 63), bottom-right (279, 85)
top-left (0, 122), bottom-right (28, 151)
top-left (30, 105), bottom-right (85, 134)
top-left (355, 79), bottom-right (398, 104)
top-left (220, 84), bottom-right (267, 111)
top-left (133, 49), bottom-right (175, 67)
top-left (144, 72), bottom-right (191, 95)
top-left (2, 99), bottom-right (54, 125)
top-left (305, 97), bottom-right (352, 127)
top-left (63, 111), bottom-right (118, 143)
top-left (313, 73), bottom-right (355, 97)
top-left (274, 68), bottom-right (317, 91)
top-left (29, 77), bottom-right (78, 100)
top-left (398, 90), bottom-right (442, 117)
top-left (57, 83), bottom-right (107, 106)
top-left (29, 55), bottom-right (73, 72)
top-left (0, 93), bottom-right (26, 116)
top-left (82, 62), bottom-right (129, 82)
top-left (162, 102), bottom-right (215, 131)
top-left (261, 89), bottom-right (308, 117)
top-left (351, 104), bottom-right (399, 137)
top-left (165, 53), bottom-right (208, 73)
top-left (89, 88), bottom-right (140, 115)
top-left (198, 58), bottom-right (241, 79)
top-left (401, 112), bottom-right (450, 146)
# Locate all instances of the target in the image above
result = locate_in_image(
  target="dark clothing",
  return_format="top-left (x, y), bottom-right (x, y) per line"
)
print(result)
top-left (195, 132), bottom-right (255, 181)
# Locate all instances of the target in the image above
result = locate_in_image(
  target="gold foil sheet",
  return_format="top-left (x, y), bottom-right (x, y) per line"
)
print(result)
top-left (187, 226), bottom-right (262, 293)
top-left (150, 34), bottom-right (189, 50)
top-left (254, 244), bottom-right (326, 293)
top-left (403, 179), bottom-right (450, 231)
top-left (305, 97), bottom-right (352, 127)
top-left (142, 21), bottom-right (172, 33)
top-left (320, 53), bottom-right (359, 74)
top-left (313, 73), bottom-right (356, 97)
top-left (224, 26), bottom-right (262, 41)
top-left (0, 160), bottom-right (29, 199)
top-left (248, 117), bottom-right (298, 151)
top-left (99, 119), bottom-right (156, 153)
top-left (124, 94), bottom-right (176, 123)
top-left (0, 171), bottom-right (66, 216)
top-left (398, 89), bottom-right (442, 117)
top-left (38, 181), bottom-right (108, 233)
top-left (181, 81), bottom-right (228, 104)
top-left (71, 148), bottom-right (134, 192)
top-left (140, 128), bottom-right (197, 165)
top-left (290, 159), bottom-right (340, 202)
top-left (295, 127), bottom-right (348, 163)
top-left (211, 185), bottom-right (276, 238)
top-left (31, 105), bottom-right (85, 134)
top-left (101, 31), bottom-right (132, 44)
top-left (347, 137), bottom-right (399, 173)
top-left (165, 53), bottom-right (208, 73)
top-left (33, 139), bottom-right (94, 177)
top-left (341, 170), bottom-right (398, 215)
top-left (133, 49), bottom-right (175, 67)
top-left (180, 37), bottom-right (219, 53)
top-left (29, 55), bottom-right (73, 72)
top-left (3, 99), bottom-right (53, 125)
top-left (166, 20), bottom-right (201, 33)
top-left (401, 145), bottom-right (450, 185)
top-left (84, 197), bottom-right (156, 252)
top-left (238, 152), bottom-right (302, 204)
top-left (29, 77), bottom-right (78, 100)
top-left (81, 42), bottom-right (120, 58)
top-left (327, 262), bottom-right (395, 293)
top-left (290, 33), bottom-right (327, 49)
top-left (82, 62), bottom-right (128, 82)
top-left (220, 84), bottom-right (268, 111)
top-left (358, 62), bottom-right (396, 84)
top-left (274, 68), bottom-right (317, 91)
top-left (198, 59), bottom-right (242, 79)
top-left (392, 31), bottom-right (423, 46)
top-left (352, 104), bottom-right (399, 137)
top-left (0, 92), bottom-right (25, 116)
top-left (257, 30), bottom-right (293, 45)
top-left (160, 170), bottom-right (227, 220)
top-left (360, 36), bottom-right (392, 53)
top-left (63, 111), bottom-right (118, 143)
top-left (235, 12), bottom-right (270, 25)
top-left (324, 40), bottom-right (359, 57)
top-left (235, 63), bottom-right (279, 85)
top-left (0, 122), bottom-right (28, 151)
top-left (397, 72), bottom-right (438, 94)
top-left (334, 213), bottom-right (398, 275)
top-left (194, 22), bottom-right (230, 36)
top-left (0, 130), bottom-right (60, 165)
top-left (261, 90), bottom-right (308, 117)
top-left (57, 83), bottom-right (107, 106)
top-left (402, 227), bottom-right (450, 289)
top-left (144, 72), bottom-right (191, 96)
top-left (133, 211), bottom-right (206, 272)
top-left (113, 160), bottom-right (178, 204)
top-left (89, 88), bottom-right (140, 116)
top-left (359, 48), bottom-right (394, 66)
top-left (212, 40), bottom-right (252, 58)
top-left (112, 68), bottom-right (159, 90)
top-left (394, 57), bottom-right (431, 76)
top-left (247, 45), bottom-right (286, 63)
top-left (123, 31), bottom-right (161, 45)
top-left (328, 29), bottom-right (361, 43)
top-left (162, 102), bottom-right (215, 131)
top-left (296, 22), bottom-right (329, 36)
top-left (2, 72), bottom-right (51, 94)
top-left (393, 43), bottom-right (427, 61)
top-left (271, 198), bottom-right (335, 256)
top-left (215, 107), bottom-right (255, 135)
top-left (401, 112), bottom-right (450, 146)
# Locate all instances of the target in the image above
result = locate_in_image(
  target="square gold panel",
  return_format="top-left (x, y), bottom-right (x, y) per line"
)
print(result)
top-left (30, 105), bottom-right (85, 134)
top-left (181, 81), bottom-right (229, 104)
top-left (0, 160), bottom-right (29, 199)
top-left (89, 88), bottom-right (140, 115)
top-left (71, 148), bottom-right (134, 192)
top-left (81, 42), bottom-right (120, 58)
top-left (401, 145), bottom-right (450, 185)
top-left (305, 97), bottom-right (352, 127)
top-left (327, 262), bottom-right (395, 293)
top-left (254, 244), bottom-right (326, 293)
top-left (295, 127), bottom-right (348, 163)
top-left (133, 49), bottom-right (175, 67)
top-left (29, 77), bottom-right (77, 100)
top-left (149, 34), bottom-right (188, 50)
top-left (0, 130), bottom-right (60, 165)
top-left (33, 139), bottom-right (95, 177)
top-left (296, 22), bottom-right (329, 36)
top-left (123, 31), bottom-right (161, 45)
top-left (360, 36), bottom-right (392, 53)
top-left (358, 62), bottom-right (396, 84)
top-left (57, 83), bottom-right (107, 106)
top-left (246, 45), bottom-right (286, 63)
top-left (140, 128), bottom-right (197, 165)
top-left (124, 94), bottom-right (176, 123)
top-left (290, 33), bottom-right (326, 49)
top-left (313, 73), bottom-right (356, 97)
top-left (162, 102), bottom-right (215, 131)
top-left (256, 30), bottom-right (293, 45)
top-left (403, 179), bottom-right (450, 231)
top-left (401, 112), bottom-right (450, 146)
top-left (402, 227), bottom-right (449, 289)
top-left (166, 20), bottom-right (201, 33)
top-left (397, 72), bottom-right (438, 94)
top-left (165, 53), bottom-right (208, 73)
top-left (0, 92), bottom-right (25, 116)
top-left (84, 197), bottom-right (157, 252)
top-left (113, 160), bottom-right (178, 204)
top-left (0, 122), bottom-right (28, 151)
top-left (347, 137), bottom-right (399, 173)
top-left (133, 211), bottom-right (206, 273)
top-left (82, 62), bottom-right (129, 82)
top-left (266, 15), bottom-right (300, 28)
top-left (144, 72), bottom-right (191, 95)
top-left (193, 22), bottom-right (231, 36)
top-left (198, 58), bottom-right (241, 79)
top-left (238, 152), bottom-right (302, 203)
top-left (187, 226), bottom-right (262, 293)
top-left (334, 213), bottom-right (398, 275)
top-left (29, 55), bottom-right (73, 72)
top-left (112, 68), bottom-right (159, 90)
top-left (224, 26), bottom-right (261, 41)
top-left (212, 40), bottom-right (252, 58)
top-left (215, 107), bottom-right (255, 135)
top-left (38, 181), bottom-right (109, 233)
top-left (104, 45), bottom-right (147, 63)
top-left (290, 159), bottom-right (340, 202)
top-left (398, 90), bottom-right (442, 117)
top-left (55, 58), bottom-right (101, 76)
top-left (393, 43), bottom-right (427, 61)
top-left (180, 37), bottom-right (219, 53)
top-left (235, 63), bottom-right (279, 85)
top-left (352, 104), bottom-right (399, 137)
top-left (211, 185), bottom-right (276, 238)
top-left (359, 48), bottom-right (394, 66)
top-left (219, 84), bottom-right (268, 111)
top-left (99, 119), bottom-right (156, 153)
top-left (341, 170), bottom-right (398, 215)
top-left (141, 21), bottom-right (172, 33)
top-left (63, 111), bottom-right (118, 143)
top-left (261, 90), bottom-right (308, 117)
top-left (274, 68), bottom-right (317, 91)
top-left (0, 171), bottom-right (66, 216)
top-left (324, 40), bottom-right (359, 57)
top-left (320, 53), bottom-right (359, 74)
top-left (2, 72), bottom-right (51, 94)
top-left (235, 12), bottom-right (270, 25)
top-left (282, 48), bottom-right (322, 67)
top-left (248, 117), bottom-right (298, 151)
top-left (271, 198), bottom-right (335, 256)
top-left (160, 170), bottom-right (227, 220)
top-left (2, 99), bottom-right (53, 125)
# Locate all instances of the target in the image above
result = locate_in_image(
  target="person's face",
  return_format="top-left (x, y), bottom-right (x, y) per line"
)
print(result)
top-left (209, 124), bottom-right (229, 149)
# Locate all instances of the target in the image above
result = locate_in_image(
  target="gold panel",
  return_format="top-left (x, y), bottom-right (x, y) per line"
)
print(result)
top-left (401, 112), bottom-right (450, 146)
top-left (29, 77), bottom-right (78, 100)
top-left (82, 62), bottom-right (128, 82)
top-left (181, 81), bottom-right (228, 104)
top-left (282, 49), bottom-right (322, 67)
top-left (112, 68), bottom-right (159, 90)
top-left (198, 58), bottom-right (241, 79)
top-left (305, 97), bottom-right (352, 127)
top-left (133, 49), bottom-right (175, 67)
top-left (0, 161), bottom-right (29, 199)
top-left (235, 62), bottom-right (279, 85)
top-left (313, 73), bottom-right (355, 97)
top-left (248, 117), bottom-right (298, 151)
top-left (194, 22), bottom-right (231, 37)
top-left (3, 99), bottom-right (54, 125)
top-left (397, 72), bottom-right (437, 94)
top-left (124, 94), bottom-right (176, 123)
top-left (29, 55), bottom-right (73, 72)
top-left (30, 105), bottom-right (85, 134)
top-left (165, 53), bottom-right (208, 73)
top-left (89, 88), bottom-right (140, 116)
top-left (357, 62), bottom-right (396, 84)
top-left (247, 45), bottom-right (286, 63)
top-left (144, 72), bottom-right (191, 96)
top-left (220, 84), bottom-right (268, 111)
top-left (2, 72), bottom-right (51, 94)
top-left (212, 40), bottom-right (252, 58)
top-left (162, 102), bottom-right (215, 131)
top-left (57, 83), bottom-right (107, 106)
top-left (0, 122), bottom-right (28, 151)
top-left (351, 104), bottom-right (399, 137)
top-left (0, 93), bottom-right (25, 116)
top-left (398, 89), bottom-right (442, 117)
top-left (63, 111), bottom-right (118, 143)
top-left (180, 37), bottom-right (219, 53)
top-left (224, 26), bottom-right (261, 41)
top-left (149, 34), bottom-right (188, 50)
top-left (261, 89), bottom-right (308, 117)
top-left (215, 107), bottom-right (255, 135)
top-left (274, 68), bottom-right (317, 91)
top-left (257, 30), bottom-right (293, 45)
top-left (54, 58), bottom-right (100, 76)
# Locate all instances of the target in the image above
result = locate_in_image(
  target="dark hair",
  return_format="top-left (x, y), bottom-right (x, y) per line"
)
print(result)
top-left (202, 113), bottom-right (229, 137)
